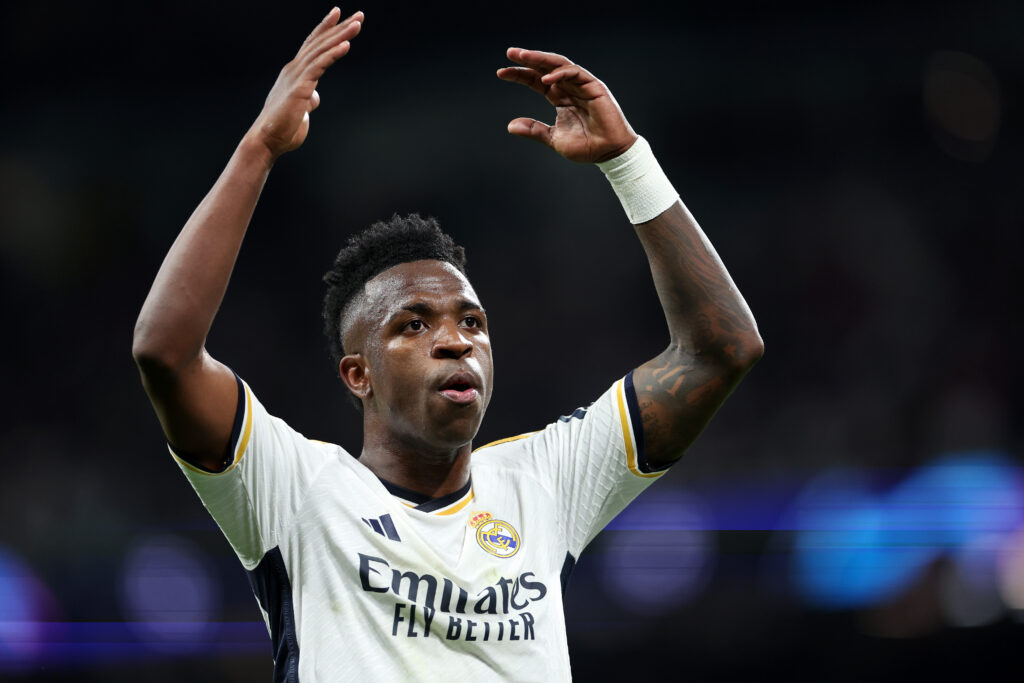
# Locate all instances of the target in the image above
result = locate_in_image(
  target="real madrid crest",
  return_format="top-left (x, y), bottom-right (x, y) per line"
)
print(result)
top-left (469, 511), bottom-right (521, 559)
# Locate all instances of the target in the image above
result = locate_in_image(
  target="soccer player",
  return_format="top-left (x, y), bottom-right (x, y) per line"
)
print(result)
top-left (132, 8), bottom-right (762, 681)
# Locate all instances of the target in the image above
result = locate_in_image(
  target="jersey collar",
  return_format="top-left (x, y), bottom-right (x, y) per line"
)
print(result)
top-left (377, 477), bottom-right (473, 514)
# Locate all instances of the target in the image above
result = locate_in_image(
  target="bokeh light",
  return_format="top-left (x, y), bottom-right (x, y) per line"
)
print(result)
top-left (600, 489), bottom-right (714, 615)
top-left (119, 534), bottom-right (221, 651)
top-left (790, 470), bottom-right (924, 609)
top-left (924, 50), bottom-right (1002, 163)
top-left (789, 453), bottom-right (1024, 616)
top-left (941, 536), bottom-right (1005, 628)
top-left (996, 529), bottom-right (1024, 612)
top-left (0, 545), bottom-right (60, 670)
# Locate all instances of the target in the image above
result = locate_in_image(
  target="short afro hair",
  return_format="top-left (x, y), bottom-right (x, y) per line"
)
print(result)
top-left (322, 213), bottom-right (468, 373)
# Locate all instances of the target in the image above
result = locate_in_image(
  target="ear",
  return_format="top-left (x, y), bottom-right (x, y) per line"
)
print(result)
top-left (339, 353), bottom-right (372, 401)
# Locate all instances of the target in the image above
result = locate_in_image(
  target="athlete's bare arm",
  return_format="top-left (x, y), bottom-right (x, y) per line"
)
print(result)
top-left (132, 8), bottom-right (364, 470)
top-left (499, 48), bottom-right (763, 469)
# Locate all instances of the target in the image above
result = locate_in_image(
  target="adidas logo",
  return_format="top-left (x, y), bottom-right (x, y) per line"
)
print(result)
top-left (361, 513), bottom-right (401, 542)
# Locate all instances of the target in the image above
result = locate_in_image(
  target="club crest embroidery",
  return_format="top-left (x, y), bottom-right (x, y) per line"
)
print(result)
top-left (470, 511), bottom-right (521, 558)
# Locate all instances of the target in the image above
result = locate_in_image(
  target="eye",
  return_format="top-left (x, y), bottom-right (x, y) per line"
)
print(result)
top-left (461, 316), bottom-right (482, 329)
top-left (406, 319), bottom-right (425, 332)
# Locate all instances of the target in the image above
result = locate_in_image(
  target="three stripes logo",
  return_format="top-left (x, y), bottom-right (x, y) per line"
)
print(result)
top-left (362, 513), bottom-right (401, 542)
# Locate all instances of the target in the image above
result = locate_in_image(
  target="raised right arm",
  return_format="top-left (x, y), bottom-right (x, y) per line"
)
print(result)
top-left (132, 8), bottom-right (363, 471)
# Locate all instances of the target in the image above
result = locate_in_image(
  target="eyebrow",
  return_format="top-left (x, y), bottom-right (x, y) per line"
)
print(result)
top-left (455, 298), bottom-right (485, 314)
top-left (387, 298), bottom-right (486, 324)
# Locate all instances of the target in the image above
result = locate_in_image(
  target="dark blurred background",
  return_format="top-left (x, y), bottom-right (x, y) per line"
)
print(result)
top-left (1, 0), bottom-right (1022, 680)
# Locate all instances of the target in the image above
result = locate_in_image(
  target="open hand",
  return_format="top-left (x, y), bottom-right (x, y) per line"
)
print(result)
top-left (248, 8), bottom-right (363, 159)
top-left (497, 49), bottom-right (637, 163)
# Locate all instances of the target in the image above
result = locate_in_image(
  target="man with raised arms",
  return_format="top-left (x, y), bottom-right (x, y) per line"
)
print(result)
top-left (132, 7), bottom-right (763, 681)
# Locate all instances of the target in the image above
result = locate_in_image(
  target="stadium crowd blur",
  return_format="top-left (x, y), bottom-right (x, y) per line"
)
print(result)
top-left (1, 1), bottom-right (1021, 680)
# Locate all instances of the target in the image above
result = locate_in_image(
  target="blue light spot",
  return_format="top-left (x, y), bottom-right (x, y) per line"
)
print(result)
top-left (601, 489), bottom-right (714, 614)
top-left (119, 534), bottom-right (221, 651)
top-left (789, 453), bottom-right (1024, 610)
top-left (0, 545), bottom-right (59, 670)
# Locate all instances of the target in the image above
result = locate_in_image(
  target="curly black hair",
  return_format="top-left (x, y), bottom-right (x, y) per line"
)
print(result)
top-left (322, 213), bottom-right (467, 381)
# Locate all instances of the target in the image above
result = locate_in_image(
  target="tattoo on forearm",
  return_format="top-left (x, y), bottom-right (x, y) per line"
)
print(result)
top-left (643, 209), bottom-right (756, 359)
top-left (631, 203), bottom-right (760, 466)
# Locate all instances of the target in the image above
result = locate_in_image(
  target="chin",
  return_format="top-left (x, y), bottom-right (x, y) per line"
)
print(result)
top-left (429, 411), bottom-right (485, 449)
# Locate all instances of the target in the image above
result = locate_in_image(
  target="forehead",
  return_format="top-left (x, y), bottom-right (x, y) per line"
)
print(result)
top-left (363, 260), bottom-right (479, 312)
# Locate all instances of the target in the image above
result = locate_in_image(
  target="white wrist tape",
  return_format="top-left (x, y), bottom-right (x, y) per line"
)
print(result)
top-left (596, 136), bottom-right (679, 224)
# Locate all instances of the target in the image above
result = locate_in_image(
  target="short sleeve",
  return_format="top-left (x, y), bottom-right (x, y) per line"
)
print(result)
top-left (479, 370), bottom-right (671, 558)
top-left (170, 376), bottom-right (335, 569)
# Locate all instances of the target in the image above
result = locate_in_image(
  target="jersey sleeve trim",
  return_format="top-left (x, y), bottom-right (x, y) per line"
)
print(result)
top-left (619, 371), bottom-right (669, 478)
top-left (170, 375), bottom-right (254, 477)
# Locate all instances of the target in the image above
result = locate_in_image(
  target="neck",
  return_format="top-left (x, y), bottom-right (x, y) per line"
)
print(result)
top-left (359, 428), bottom-right (472, 499)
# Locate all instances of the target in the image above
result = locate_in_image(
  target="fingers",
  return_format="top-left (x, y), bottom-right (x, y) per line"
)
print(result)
top-left (305, 7), bottom-right (340, 42)
top-left (505, 47), bottom-right (571, 74)
top-left (499, 67), bottom-right (554, 143)
top-left (540, 63), bottom-right (604, 99)
top-left (496, 66), bottom-right (547, 96)
top-left (303, 7), bottom-right (359, 45)
top-left (542, 64), bottom-right (587, 85)
top-left (507, 117), bottom-right (553, 147)
top-left (310, 89), bottom-right (321, 112)
top-left (299, 13), bottom-right (363, 68)
top-left (500, 48), bottom-right (605, 102)
top-left (305, 40), bottom-right (352, 81)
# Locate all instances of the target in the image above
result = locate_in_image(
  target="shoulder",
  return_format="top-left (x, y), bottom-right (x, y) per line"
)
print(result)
top-left (473, 431), bottom-right (540, 454)
top-left (302, 438), bottom-right (357, 470)
top-left (470, 430), bottom-right (543, 473)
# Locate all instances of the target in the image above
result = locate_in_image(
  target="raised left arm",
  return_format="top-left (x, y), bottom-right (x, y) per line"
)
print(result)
top-left (628, 199), bottom-right (763, 468)
top-left (499, 48), bottom-right (763, 469)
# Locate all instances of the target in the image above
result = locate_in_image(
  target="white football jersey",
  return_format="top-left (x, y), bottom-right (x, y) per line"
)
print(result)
top-left (173, 371), bottom-right (668, 682)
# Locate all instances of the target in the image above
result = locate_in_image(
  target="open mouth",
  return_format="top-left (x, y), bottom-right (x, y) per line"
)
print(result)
top-left (439, 374), bottom-right (479, 404)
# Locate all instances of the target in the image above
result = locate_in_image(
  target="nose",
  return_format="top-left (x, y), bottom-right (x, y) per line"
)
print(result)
top-left (432, 319), bottom-right (472, 360)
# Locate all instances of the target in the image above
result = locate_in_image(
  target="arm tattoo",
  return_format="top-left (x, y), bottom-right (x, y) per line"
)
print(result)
top-left (632, 202), bottom-right (761, 468)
